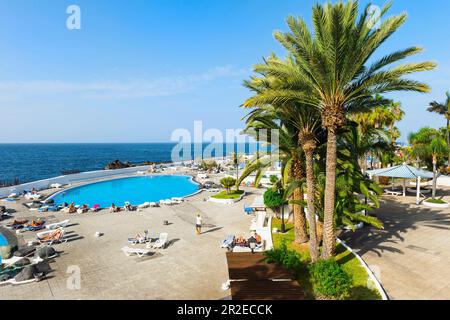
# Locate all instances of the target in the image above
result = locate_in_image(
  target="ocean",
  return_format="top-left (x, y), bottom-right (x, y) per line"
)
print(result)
top-left (0, 143), bottom-right (262, 185)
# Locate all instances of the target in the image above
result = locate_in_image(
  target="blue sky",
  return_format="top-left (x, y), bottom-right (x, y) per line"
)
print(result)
top-left (0, 0), bottom-right (448, 143)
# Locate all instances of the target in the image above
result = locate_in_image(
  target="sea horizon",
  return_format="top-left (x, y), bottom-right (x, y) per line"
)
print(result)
top-left (0, 142), bottom-right (263, 185)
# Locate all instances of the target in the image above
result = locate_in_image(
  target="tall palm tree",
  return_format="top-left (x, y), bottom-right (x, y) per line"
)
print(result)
top-left (288, 107), bottom-right (324, 262)
top-left (427, 91), bottom-right (450, 164)
top-left (241, 105), bottom-right (309, 243)
top-left (245, 1), bottom-right (435, 257)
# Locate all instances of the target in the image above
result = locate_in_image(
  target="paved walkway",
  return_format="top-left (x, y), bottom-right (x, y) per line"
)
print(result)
top-left (0, 187), bottom-right (260, 299)
top-left (341, 192), bottom-right (450, 300)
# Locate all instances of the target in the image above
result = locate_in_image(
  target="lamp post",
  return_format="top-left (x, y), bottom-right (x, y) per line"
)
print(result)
top-left (278, 188), bottom-right (286, 233)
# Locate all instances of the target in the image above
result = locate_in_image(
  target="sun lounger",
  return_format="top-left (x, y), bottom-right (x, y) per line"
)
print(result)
top-left (128, 230), bottom-right (149, 245)
top-left (25, 223), bottom-right (46, 232)
top-left (384, 190), bottom-right (402, 196)
top-left (151, 233), bottom-right (168, 249)
top-left (159, 199), bottom-right (173, 205)
top-left (221, 235), bottom-right (235, 249)
top-left (45, 219), bottom-right (70, 230)
top-left (36, 228), bottom-right (67, 245)
top-left (244, 205), bottom-right (254, 214)
top-left (89, 204), bottom-right (100, 212)
top-left (171, 197), bottom-right (183, 204)
top-left (121, 246), bottom-right (152, 257)
top-left (149, 202), bottom-right (158, 207)
top-left (137, 202), bottom-right (150, 209)
top-left (24, 193), bottom-right (42, 200)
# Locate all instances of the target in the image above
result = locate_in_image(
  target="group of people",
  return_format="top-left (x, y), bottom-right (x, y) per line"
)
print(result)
top-left (109, 202), bottom-right (135, 213)
top-left (234, 231), bottom-right (262, 247)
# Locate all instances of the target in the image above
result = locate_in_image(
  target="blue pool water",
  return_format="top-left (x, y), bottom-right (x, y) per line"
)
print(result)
top-left (0, 233), bottom-right (8, 246)
top-left (50, 175), bottom-right (199, 208)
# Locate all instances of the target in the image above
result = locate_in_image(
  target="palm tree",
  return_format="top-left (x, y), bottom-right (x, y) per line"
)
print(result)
top-left (240, 105), bottom-right (309, 243)
top-left (429, 137), bottom-right (448, 199)
top-left (289, 107), bottom-right (323, 262)
top-left (427, 91), bottom-right (450, 164)
top-left (220, 177), bottom-right (236, 195)
top-left (245, 1), bottom-right (435, 257)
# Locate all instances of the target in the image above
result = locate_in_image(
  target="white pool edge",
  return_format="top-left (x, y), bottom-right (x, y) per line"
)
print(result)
top-left (48, 174), bottom-right (202, 208)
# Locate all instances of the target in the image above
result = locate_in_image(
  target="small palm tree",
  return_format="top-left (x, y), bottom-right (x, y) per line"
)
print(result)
top-left (427, 91), bottom-right (450, 164)
top-left (220, 177), bottom-right (236, 195)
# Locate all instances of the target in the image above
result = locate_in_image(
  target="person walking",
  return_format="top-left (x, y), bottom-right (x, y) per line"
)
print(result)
top-left (195, 214), bottom-right (203, 235)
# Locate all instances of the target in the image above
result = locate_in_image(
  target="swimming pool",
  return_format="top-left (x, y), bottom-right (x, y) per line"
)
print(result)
top-left (50, 175), bottom-right (200, 208)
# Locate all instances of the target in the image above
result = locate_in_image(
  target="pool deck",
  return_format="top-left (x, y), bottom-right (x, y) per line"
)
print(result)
top-left (0, 174), bottom-right (259, 300)
top-left (340, 189), bottom-right (450, 300)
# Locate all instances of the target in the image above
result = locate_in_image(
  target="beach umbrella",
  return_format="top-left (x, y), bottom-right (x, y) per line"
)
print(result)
top-left (366, 163), bottom-right (435, 204)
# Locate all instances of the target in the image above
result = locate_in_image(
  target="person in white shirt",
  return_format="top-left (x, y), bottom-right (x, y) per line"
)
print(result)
top-left (195, 214), bottom-right (203, 235)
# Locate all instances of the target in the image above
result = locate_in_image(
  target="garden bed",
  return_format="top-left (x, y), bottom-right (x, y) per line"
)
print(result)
top-left (271, 218), bottom-right (381, 300)
top-left (423, 198), bottom-right (450, 208)
top-left (208, 190), bottom-right (245, 204)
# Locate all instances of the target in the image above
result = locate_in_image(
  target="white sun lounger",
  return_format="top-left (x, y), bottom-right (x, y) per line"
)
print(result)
top-left (171, 197), bottom-right (183, 204)
top-left (151, 233), bottom-right (168, 249)
top-left (36, 228), bottom-right (67, 245)
top-left (137, 202), bottom-right (150, 209)
top-left (0, 278), bottom-right (37, 286)
top-left (149, 202), bottom-right (158, 207)
top-left (1, 254), bottom-right (55, 268)
top-left (24, 194), bottom-right (42, 200)
top-left (45, 219), bottom-right (70, 230)
top-left (121, 246), bottom-right (152, 257)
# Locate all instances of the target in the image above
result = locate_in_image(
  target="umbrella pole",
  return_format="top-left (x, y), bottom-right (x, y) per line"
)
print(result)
top-left (403, 179), bottom-right (406, 197)
top-left (416, 176), bottom-right (421, 205)
top-left (391, 177), bottom-right (394, 191)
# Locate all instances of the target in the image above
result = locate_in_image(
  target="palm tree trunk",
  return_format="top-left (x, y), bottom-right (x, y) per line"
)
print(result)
top-left (292, 156), bottom-right (308, 244)
top-left (432, 157), bottom-right (437, 199)
top-left (293, 188), bottom-right (309, 244)
top-left (304, 146), bottom-right (318, 262)
top-left (322, 127), bottom-right (337, 258)
top-left (446, 118), bottom-right (450, 165)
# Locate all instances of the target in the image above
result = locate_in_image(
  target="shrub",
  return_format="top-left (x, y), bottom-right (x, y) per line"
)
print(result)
top-left (308, 259), bottom-right (352, 300)
top-left (263, 188), bottom-right (283, 212)
top-left (269, 175), bottom-right (278, 184)
top-left (220, 177), bottom-right (236, 194)
top-left (425, 198), bottom-right (446, 204)
top-left (264, 240), bottom-right (303, 272)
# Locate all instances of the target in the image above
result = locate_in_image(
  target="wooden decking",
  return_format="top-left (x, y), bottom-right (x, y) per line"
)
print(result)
top-left (226, 252), bottom-right (306, 300)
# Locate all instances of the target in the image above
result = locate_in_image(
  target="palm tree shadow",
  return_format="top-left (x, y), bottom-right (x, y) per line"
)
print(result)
top-left (340, 191), bottom-right (450, 257)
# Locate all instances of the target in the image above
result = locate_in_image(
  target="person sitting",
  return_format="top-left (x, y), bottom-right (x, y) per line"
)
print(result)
top-left (124, 202), bottom-right (134, 211)
top-left (68, 202), bottom-right (77, 214)
top-left (78, 204), bottom-right (89, 213)
top-left (29, 219), bottom-right (45, 227)
top-left (109, 203), bottom-right (117, 213)
top-left (248, 231), bottom-right (262, 245)
top-left (234, 236), bottom-right (247, 247)
top-left (31, 188), bottom-right (37, 195)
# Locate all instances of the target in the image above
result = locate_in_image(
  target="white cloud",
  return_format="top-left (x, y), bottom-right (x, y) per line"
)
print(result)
top-left (0, 65), bottom-right (249, 100)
